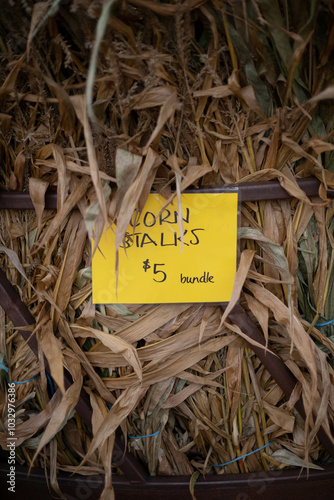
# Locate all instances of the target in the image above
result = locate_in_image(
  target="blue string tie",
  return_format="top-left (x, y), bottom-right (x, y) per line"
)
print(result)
top-left (128, 430), bottom-right (160, 439)
top-left (314, 318), bottom-right (334, 327)
top-left (6, 375), bottom-right (38, 384)
top-left (0, 361), bottom-right (9, 373)
top-left (212, 441), bottom-right (272, 467)
top-left (46, 372), bottom-right (55, 396)
top-left (1, 359), bottom-right (38, 384)
top-left (305, 316), bottom-right (334, 327)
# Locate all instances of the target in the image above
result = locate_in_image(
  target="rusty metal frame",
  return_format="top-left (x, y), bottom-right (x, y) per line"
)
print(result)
top-left (1, 177), bottom-right (334, 496)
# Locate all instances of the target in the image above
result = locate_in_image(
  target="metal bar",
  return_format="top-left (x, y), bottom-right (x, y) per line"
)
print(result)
top-left (226, 304), bottom-right (334, 458)
top-left (0, 177), bottom-right (333, 210)
top-left (0, 270), bottom-right (148, 484)
top-left (238, 176), bottom-right (330, 201)
top-left (196, 177), bottom-right (328, 200)
top-left (0, 190), bottom-right (58, 210)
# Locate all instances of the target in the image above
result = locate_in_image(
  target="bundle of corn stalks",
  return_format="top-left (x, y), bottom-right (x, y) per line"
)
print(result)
top-left (0, 0), bottom-right (334, 498)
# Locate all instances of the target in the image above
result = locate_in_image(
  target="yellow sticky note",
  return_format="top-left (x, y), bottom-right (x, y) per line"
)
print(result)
top-left (92, 192), bottom-right (238, 304)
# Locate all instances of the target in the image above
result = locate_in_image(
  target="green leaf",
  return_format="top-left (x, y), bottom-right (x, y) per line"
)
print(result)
top-left (86, 0), bottom-right (117, 123)
top-left (189, 471), bottom-right (200, 500)
top-left (257, 0), bottom-right (292, 74)
top-left (224, 18), bottom-right (271, 116)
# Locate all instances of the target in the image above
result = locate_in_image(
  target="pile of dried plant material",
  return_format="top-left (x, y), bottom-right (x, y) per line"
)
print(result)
top-left (1, 0), bottom-right (334, 497)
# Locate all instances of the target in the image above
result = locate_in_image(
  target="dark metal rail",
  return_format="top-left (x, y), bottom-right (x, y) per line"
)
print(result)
top-left (0, 177), bottom-right (333, 210)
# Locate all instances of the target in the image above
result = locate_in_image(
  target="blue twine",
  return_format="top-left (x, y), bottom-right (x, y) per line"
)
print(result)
top-left (212, 441), bottom-right (272, 467)
top-left (46, 372), bottom-right (55, 396)
top-left (305, 316), bottom-right (334, 327)
top-left (128, 430), bottom-right (160, 439)
top-left (314, 318), bottom-right (334, 327)
top-left (0, 361), bottom-right (9, 373)
top-left (1, 358), bottom-right (37, 384)
top-left (6, 375), bottom-right (38, 385)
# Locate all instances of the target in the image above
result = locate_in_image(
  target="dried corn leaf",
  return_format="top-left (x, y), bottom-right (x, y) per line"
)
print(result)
top-left (80, 383), bottom-right (146, 465)
top-left (72, 324), bottom-right (142, 382)
top-left (30, 354), bottom-right (82, 468)
top-left (37, 320), bottom-right (65, 394)
top-left (115, 148), bottom-right (161, 250)
top-left (271, 449), bottom-right (323, 470)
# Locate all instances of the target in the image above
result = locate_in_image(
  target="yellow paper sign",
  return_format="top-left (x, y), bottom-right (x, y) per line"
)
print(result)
top-left (92, 192), bottom-right (238, 304)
